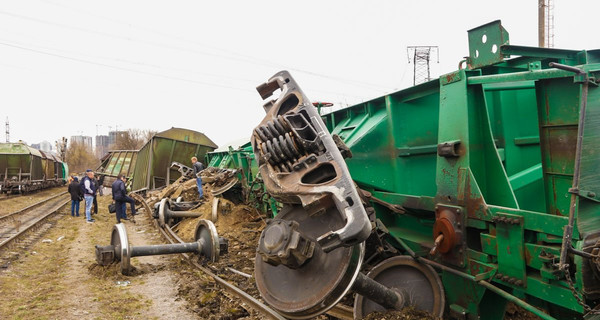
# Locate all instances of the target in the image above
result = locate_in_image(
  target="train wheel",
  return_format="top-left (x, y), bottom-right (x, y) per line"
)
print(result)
top-left (254, 205), bottom-right (364, 319)
top-left (353, 256), bottom-right (445, 319)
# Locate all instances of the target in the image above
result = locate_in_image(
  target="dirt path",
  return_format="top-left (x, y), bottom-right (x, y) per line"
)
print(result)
top-left (60, 216), bottom-right (103, 319)
top-left (122, 211), bottom-right (196, 320)
top-left (0, 194), bottom-right (199, 319)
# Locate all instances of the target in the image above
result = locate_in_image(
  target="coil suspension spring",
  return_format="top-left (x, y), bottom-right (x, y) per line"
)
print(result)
top-left (254, 116), bottom-right (303, 172)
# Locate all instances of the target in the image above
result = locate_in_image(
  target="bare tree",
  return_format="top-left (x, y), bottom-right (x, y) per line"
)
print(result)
top-left (65, 140), bottom-right (99, 173)
top-left (110, 129), bottom-right (156, 150)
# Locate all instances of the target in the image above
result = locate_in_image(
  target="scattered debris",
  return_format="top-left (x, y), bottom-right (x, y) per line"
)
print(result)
top-left (42, 239), bottom-right (53, 243)
top-left (115, 280), bottom-right (131, 287)
top-left (56, 236), bottom-right (65, 241)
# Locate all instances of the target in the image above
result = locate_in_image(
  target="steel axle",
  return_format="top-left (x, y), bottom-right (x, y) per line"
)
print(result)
top-left (95, 219), bottom-right (224, 275)
top-left (157, 198), bottom-right (204, 227)
top-left (352, 272), bottom-right (406, 311)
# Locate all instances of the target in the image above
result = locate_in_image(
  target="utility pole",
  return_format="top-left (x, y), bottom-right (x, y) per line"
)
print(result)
top-left (5, 117), bottom-right (9, 143)
top-left (407, 46), bottom-right (439, 85)
top-left (55, 137), bottom-right (68, 161)
top-left (538, 0), bottom-right (554, 48)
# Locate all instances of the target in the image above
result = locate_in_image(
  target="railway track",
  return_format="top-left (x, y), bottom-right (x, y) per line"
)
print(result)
top-left (0, 191), bottom-right (70, 251)
top-left (130, 194), bottom-right (354, 320)
top-left (131, 194), bottom-right (285, 319)
top-left (0, 187), bottom-right (67, 207)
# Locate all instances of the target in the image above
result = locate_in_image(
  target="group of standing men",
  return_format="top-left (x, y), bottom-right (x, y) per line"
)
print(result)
top-left (66, 156), bottom-right (202, 224)
top-left (67, 169), bottom-right (100, 223)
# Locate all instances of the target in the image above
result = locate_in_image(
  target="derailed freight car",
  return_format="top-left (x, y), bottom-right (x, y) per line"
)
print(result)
top-left (96, 128), bottom-right (217, 193)
top-left (251, 21), bottom-right (600, 320)
top-left (0, 143), bottom-right (67, 194)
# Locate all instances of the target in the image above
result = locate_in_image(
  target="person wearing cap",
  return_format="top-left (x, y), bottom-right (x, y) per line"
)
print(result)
top-left (68, 176), bottom-right (83, 217)
top-left (81, 169), bottom-right (97, 223)
top-left (191, 156), bottom-right (204, 199)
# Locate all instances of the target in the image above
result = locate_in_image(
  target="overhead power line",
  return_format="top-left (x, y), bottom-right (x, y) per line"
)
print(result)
top-left (0, 40), bottom-right (371, 101)
top-left (0, 41), bottom-right (252, 92)
top-left (0, 9), bottom-right (393, 93)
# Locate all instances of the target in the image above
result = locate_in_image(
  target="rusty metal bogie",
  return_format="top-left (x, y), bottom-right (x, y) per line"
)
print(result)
top-left (252, 71), bottom-right (371, 253)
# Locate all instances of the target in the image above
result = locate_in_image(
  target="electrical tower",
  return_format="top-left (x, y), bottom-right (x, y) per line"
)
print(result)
top-left (5, 117), bottom-right (9, 143)
top-left (407, 46), bottom-right (439, 85)
top-left (538, 0), bottom-right (554, 48)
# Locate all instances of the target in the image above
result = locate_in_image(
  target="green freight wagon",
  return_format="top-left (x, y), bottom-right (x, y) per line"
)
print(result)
top-left (0, 142), bottom-right (66, 193)
top-left (322, 20), bottom-right (600, 319)
top-left (251, 21), bottom-right (600, 320)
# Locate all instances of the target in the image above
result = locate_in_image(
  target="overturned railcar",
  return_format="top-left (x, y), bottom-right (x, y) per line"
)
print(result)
top-left (252, 21), bottom-right (600, 319)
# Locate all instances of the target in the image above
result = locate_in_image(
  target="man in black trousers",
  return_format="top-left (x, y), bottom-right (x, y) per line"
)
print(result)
top-left (111, 174), bottom-right (137, 223)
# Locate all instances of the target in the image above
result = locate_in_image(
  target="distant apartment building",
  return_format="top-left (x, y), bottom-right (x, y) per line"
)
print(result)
top-left (39, 140), bottom-right (52, 152)
top-left (95, 135), bottom-right (109, 158)
top-left (70, 135), bottom-right (93, 150)
top-left (30, 141), bottom-right (52, 151)
top-left (108, 130), bottom-right (127, 146)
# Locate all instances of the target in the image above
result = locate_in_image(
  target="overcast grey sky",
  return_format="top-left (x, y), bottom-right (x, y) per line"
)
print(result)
top-left (1, 1), bottom-right (599, 149)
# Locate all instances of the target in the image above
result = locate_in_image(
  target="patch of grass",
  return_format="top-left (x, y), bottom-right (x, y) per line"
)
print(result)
top-left (0, 195), bottom-right (150, 319)
top-left (0, 216), bottom-right (75, 319)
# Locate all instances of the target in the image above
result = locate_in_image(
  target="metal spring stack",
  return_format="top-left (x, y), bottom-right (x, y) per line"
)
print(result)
top-left (254, 115), bottom-right (304, 173)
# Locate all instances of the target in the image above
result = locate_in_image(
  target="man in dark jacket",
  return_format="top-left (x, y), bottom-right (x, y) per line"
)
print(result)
top-left (112, 174), bottom-right (137, 223)
top-left (191, 157), bottom-right (204, 199)
top-left (68, 176), bottom-right (83, 217)
top-left (92, 174), bottom-right (99, 215)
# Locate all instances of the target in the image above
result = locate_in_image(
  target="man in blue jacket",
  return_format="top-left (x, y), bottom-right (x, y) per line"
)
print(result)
top-left (112, 174), bottom-right (137, 223)
top-left (81, 169), bottom-right (96, 223)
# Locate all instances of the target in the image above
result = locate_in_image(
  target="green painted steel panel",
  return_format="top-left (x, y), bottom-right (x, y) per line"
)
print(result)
top-left (495, 213), bottom-right (526, 283)
top-left (132, 146), bottom-right (150, 191)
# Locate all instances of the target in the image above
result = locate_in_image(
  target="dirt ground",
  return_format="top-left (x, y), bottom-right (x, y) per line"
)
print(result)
top-left (0, 191), bottom-right (201, 319)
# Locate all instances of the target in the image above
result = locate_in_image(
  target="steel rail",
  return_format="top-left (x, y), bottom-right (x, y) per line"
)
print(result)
top-left (0, 191), bottom-right (68, 224)
top-left (157, 221), bottom-right (286, 320)
top-left (0, 194), bottom-right (70, 251)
